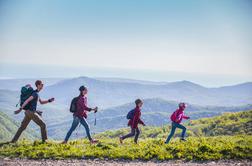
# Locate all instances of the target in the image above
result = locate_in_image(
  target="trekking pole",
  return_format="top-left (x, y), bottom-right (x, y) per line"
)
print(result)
top-left (94, 107), bottom-right (98, 126)
top-left (94, 111), bottom-right (96, 126)
top-left (76, 124), bottom-right (81, 137)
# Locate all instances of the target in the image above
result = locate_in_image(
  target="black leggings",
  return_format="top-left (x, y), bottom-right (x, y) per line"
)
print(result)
top-left (122, 127), bottom-right (140, 143)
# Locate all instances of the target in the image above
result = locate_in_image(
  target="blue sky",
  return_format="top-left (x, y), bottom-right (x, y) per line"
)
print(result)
top-left (0, 0), bottom-right (252, 86)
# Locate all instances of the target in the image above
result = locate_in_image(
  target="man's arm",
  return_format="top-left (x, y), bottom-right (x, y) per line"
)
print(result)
top-left (39, 98), bottom-right (54, 105)
top-left (14, 96), bottom-right (34, 114)
top-left (21, 96), bottom-right (34, 109)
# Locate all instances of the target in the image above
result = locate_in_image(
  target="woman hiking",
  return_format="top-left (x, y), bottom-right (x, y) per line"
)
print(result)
top-left (165, 102), bottom-right (190, 144)
top-left (62, 86), bottom-right (98, 144)
top-left (119, 99), bottom-right (145, 144)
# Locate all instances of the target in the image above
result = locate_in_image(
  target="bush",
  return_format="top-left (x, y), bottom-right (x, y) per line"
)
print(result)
top-left (0, 135), bottom-right (251, 161)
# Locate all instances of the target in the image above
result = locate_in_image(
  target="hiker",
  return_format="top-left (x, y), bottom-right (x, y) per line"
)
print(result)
top-left (62, 86), bottom-right (98, 144)
top-left (119, 99), bottom-right (145, 144)
top-left (165, 102), bottom-right (190, 144)
top-left (11, 80), bottom-right (54, 143)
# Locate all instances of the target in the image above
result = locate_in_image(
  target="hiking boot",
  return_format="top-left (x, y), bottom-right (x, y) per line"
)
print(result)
top-left (10, 140), bottom-right (16, 144)
top-left (42, 140), bottom-right (48, 144)
top-left (90, 139), bottom-right (99, 144)
top-left (61, 141), bottom-right (67, 144)
top-left (181, 138), bottom-right (187, 141)
top-left (119, 137), bottom-right (123, 144)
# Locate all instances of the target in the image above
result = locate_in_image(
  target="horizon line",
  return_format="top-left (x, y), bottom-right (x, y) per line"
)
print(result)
top-left (0, 75), bottom-right (251, 89)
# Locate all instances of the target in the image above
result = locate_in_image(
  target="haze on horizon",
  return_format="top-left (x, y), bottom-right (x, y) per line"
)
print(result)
top-left (0, 0), bottom-right (252, 87)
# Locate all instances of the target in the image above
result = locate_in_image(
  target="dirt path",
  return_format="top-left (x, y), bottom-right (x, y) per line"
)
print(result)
top-left (0, 158), bottom-right (251, 166)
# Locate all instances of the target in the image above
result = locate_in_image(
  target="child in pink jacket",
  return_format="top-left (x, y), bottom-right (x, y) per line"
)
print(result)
top-left (165, 103), bottom-right (190, 144)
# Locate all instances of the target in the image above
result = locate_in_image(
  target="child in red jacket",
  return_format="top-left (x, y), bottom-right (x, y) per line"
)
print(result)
top-left (165, 102), bottom-right (190, 144)
top-left (120, 99), bottom-right (145, 144)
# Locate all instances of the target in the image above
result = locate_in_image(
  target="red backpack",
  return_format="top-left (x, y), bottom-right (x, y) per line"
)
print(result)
top-left (170, 110), bottom-right (178, 122)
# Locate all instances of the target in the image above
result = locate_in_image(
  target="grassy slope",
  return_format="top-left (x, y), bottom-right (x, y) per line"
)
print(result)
top-left (0, 111), bottom-right (39, 142)
top-left (189, 110), bottom-right (252, 136)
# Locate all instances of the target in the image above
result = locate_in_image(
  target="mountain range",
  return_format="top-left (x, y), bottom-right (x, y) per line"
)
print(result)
top-left (41, 77), bottom-right (252, 108)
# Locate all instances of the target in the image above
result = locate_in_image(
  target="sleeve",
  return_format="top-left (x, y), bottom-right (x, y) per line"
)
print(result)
top-left (175, 111), bottom-right (182, 122)
top-left (84, 106), bottom-right (92, 112)
top-left (182, 115), bottom-right (190, 119)
top-left (77, 98), bottom-right (92, 111)
top-left (132, 109), bottom-right (140, 128)
top-left (83, 98), bottom-right (92, 111)
top-left (31, 92), bottom-right (38, 99)
top-left (139, 118), bottom-right (145, 125)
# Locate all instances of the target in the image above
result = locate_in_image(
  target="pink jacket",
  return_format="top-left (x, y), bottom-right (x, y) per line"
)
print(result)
top-left (172, 108), bottom-right (189, 123)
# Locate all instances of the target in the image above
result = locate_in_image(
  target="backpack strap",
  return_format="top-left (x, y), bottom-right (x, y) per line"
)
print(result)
top-left (16, 100), bottom-right (20, 107)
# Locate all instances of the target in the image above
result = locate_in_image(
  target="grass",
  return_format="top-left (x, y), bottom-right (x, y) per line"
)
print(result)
top-left (0, 135), bottom-right (251, 161)
top-left (1, 110), bottom-right (251, 161)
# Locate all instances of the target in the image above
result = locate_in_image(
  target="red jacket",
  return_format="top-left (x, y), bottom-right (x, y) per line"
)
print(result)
top-left (174, 108), bottom-right (189, 123)
top-left (128, 106), bottom-right (145, 128)
top-left (74, 96), bottom-right (92, 118)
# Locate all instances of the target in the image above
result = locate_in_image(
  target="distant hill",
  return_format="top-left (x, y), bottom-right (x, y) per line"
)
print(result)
top-left (0, 89), bottom-right (18, 110)
top-left (0, 78), bottom-right (65, 91)
top-left (0, 110), bottom-right (39, 142)
top-left (0, 89), bottom-right (68, 124)
top-left (95, 77), bottom-right (168, 85)
top-left (189, 109), bottom-right (252, 136)
top-left (41, 76), bottom-right (252, 108)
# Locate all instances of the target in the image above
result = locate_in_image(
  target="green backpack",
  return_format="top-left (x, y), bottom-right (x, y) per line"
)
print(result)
top-left (16, 84), bottom-right (34, 108)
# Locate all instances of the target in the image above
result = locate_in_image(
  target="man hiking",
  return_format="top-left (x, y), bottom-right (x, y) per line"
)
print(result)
top-left (62, 86), bottom-right (98, 144)
top-left (165, 102), bottom-right (190, 144)
top-left (119, 99), bottom-right (145, 144)
top-left (11, 80), bottom-right (54, 143)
